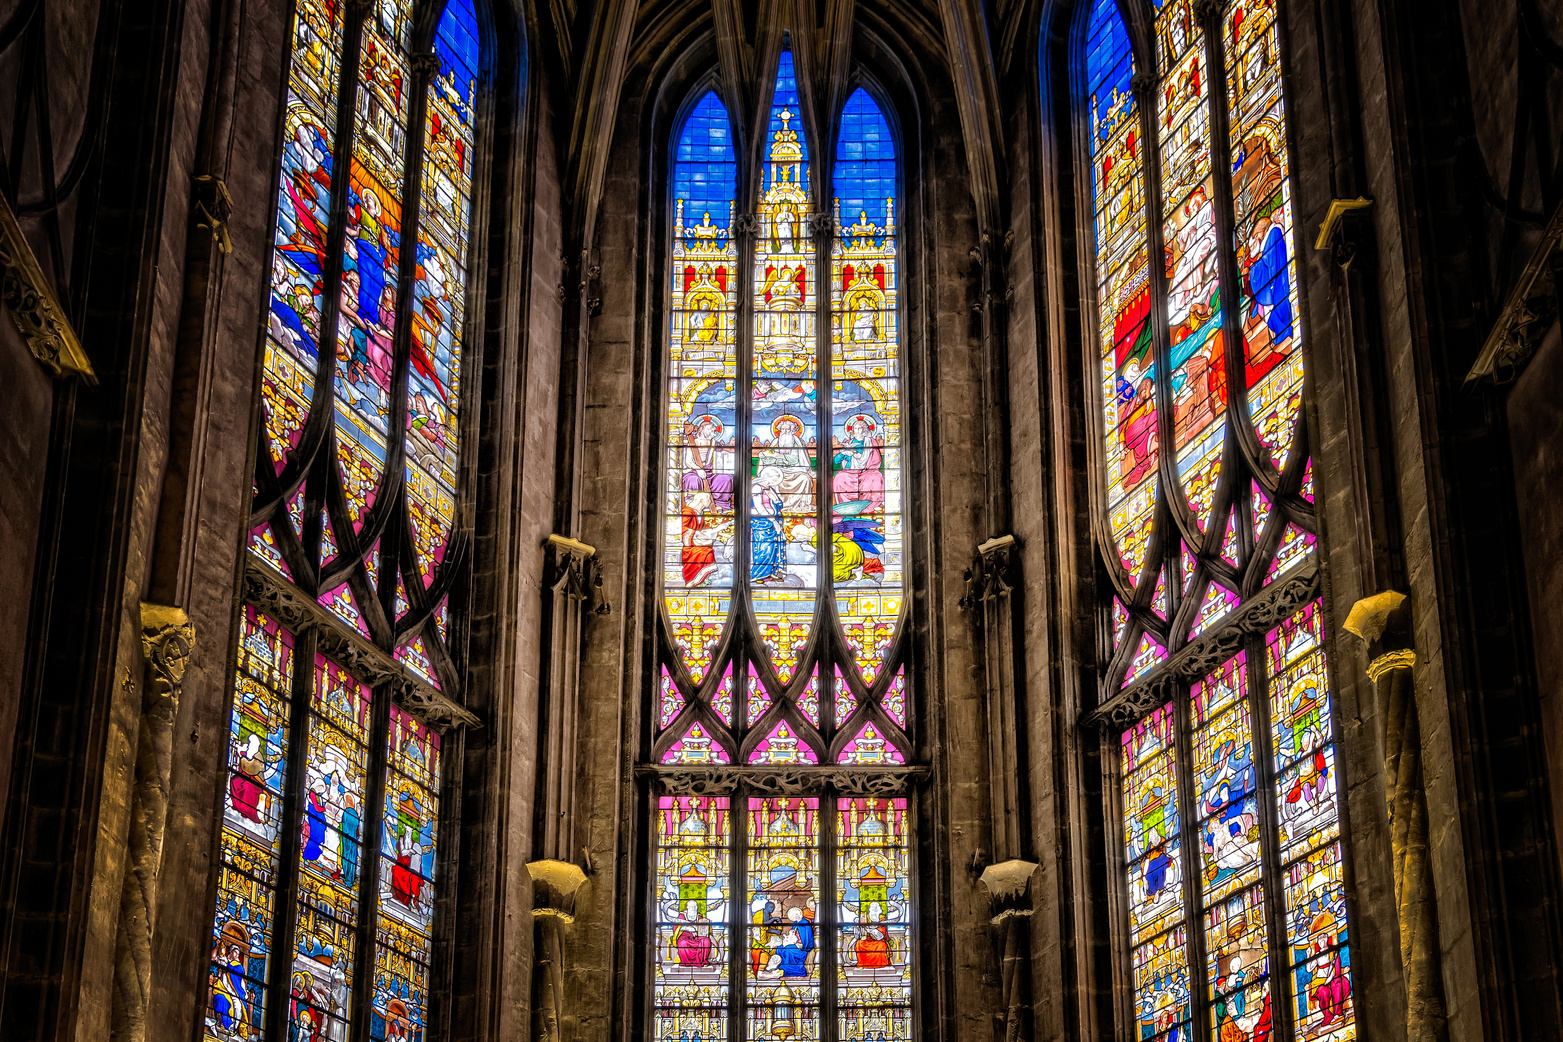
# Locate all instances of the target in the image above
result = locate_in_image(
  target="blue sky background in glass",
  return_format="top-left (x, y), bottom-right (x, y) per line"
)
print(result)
top-left (1085, 0), bottom-right (1135, 151)
top-left (435, 0), bottom-right (479, 105)
top-left (764, 51), bottom-right (807, 186)
top-left (833, 88), bottom-right (895, 229)
top-left (674, 92), bottom-right (737, 233)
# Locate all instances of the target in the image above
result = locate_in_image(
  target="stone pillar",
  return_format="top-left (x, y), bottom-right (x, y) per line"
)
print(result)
top-left (111, 604), bottom-right (194, 1042)
top-left (1343, 590), bottom-right (1447, 1042)
top-left (538, 534), bottom-right (609, 860)
top-left (527, 858), bottom-right (589, 1042)
top-left (961, 535), bottom-right (1025, 859)
top-left (980, 859), bottom-right (1039, 1042)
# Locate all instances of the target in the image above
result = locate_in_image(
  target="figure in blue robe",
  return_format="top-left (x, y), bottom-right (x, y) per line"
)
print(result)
top-left (303, 790), bottom-right (327, 863)
top-left (749, 488), bottom-right (785, 582)
top-left (1249, 224), bottom-right (1292, 342)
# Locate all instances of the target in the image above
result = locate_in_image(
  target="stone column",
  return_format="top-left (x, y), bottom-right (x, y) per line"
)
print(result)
top-left (527, 858), bottom-right (590, 1042)
top-left (1344, 590), bottom-right (1447, 1042)
top-left (538, 534), bottom-right (609, 860)
top-left (111, 604), bottom-right (194, 1042)
top-left (980, 859), bottom-right (1039, 1042)
top-left (961, 535), bottom-right (1025, 859)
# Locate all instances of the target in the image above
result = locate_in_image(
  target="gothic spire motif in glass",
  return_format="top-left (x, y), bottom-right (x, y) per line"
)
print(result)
top-left (653, 56), bottom-right (913, 1042)
top-left (1073, 3), bottom-right (1352, 1040)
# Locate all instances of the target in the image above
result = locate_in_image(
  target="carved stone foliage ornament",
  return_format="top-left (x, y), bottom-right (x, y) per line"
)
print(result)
top-left (960, 534), bottom-right (1016, 611)
top-left (1087, 560), bottom-right (1322, 730)
top-left (545, 533), bottom-right (610, 615)
top-left (242, 559), bottom-right (480, 730)
top-left (1465, 199), bottom-right (1563, 386)
top-left (0, 190), bottom-right (95, 380)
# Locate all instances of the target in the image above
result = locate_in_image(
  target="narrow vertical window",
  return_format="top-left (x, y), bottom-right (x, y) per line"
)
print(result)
top-left (207, 608), bottom-right (294, 1040)
top-left (1068, 2), bottom-right (1352, 1039)
top-left (1085, 0), bottom-right (1158, 581)
top-left (652, 58), bottom-right (913, 1042)
top-left (209, 2), bottom-right (485, 1038)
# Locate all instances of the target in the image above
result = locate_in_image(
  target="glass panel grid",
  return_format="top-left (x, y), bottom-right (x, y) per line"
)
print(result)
top-left (1118, 600), bottom-right (1353, 1042)
top-left (836, 798), bottom-right (911, 1042)
top-left (287, 655), bottom-right (376, 1040)
top-left (655, 62), bottom-right (914, 1042)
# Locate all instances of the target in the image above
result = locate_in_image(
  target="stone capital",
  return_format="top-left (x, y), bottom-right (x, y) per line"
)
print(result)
top-left (979, 858), bottom-right (1039, 923)
top-left (528, 859), bottom-right (589, 923)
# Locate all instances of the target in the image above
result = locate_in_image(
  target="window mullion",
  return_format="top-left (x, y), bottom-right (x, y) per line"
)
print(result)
top-left (304, 5), bottom-right (369, 509)
top-left (375, 43), bottom-right (437, 631)
top-left (346, 684), bottom-right (393, 1042)
top-left (733, 781), bottom-right (750, 1042)
top-left (1247, 637), bottom-right (1298, 1042)
top-left (1199, 5), bottom-right (1263, 487)
top-left (263, 627), bottom-right (320, 1042)
top-left (821, 783), bottom-right (839, 1042)
top-left (1172, 690), bottom-right (1214, 1039)
top-left (735, 178), bottom-right (757, 635)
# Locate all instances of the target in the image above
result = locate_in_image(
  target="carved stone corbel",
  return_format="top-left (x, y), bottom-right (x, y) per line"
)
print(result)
top-left (1343, 590), bottom-right (1448, 1042)
top-left (527, 859), bottom-right (589, 1042)
top-left (111, 605), bottom-right (195, 1042)
top-left (1464, 198), bottom-right (1563, 386)
top-left (1314, 197), bottom-right (1374, 268)
top-left (192, 175), bottom-right (234, 255)
top-left (733, 211), bottom-right (761, 240)
top-left (0, 189), bottom-right (95, 381)
top-left (409, 50), bottom-right (439, 79)
top-left (980, 859), bottom-right (1039, 1042)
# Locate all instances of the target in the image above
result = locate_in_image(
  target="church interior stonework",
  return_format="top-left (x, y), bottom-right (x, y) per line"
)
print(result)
top-left (1, 0), bottom-right (1562, 1040)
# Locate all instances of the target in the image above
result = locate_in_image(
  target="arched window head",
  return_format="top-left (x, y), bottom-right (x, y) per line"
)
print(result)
top-left (1073, 2), bottom-right (1351, 1040)
top-left (651, 57), bottom-right (912, 1042)
top-left (206, 3), bottom-right (485, 1040)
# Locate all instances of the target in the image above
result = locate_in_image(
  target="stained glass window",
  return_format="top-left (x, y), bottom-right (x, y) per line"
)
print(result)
top-left (208, 2), bottom-right (482, 1038)
top-left (251, 0), bottom-right (478, 685)
top-left (653, 59), bottom-right (913, 1041)
top-left (1075, 2), bottom-right (1352, 1038)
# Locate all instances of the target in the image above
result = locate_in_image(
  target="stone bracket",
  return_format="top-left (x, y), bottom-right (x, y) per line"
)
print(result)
top-left (0, 189), bottom-right (95, 381)
top-left (544, 533), bottom-right (610, 615)
top-left (1314, 196), bottom-right (1374, 253)
top-left (1465, 197), bottom-right (1563, 386)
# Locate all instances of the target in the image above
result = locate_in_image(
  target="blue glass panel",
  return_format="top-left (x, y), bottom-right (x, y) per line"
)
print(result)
top-left (1086, 0), bottom-right (1136, 150)
top-left (675, 92), bottom-right (738, 238)
top-left (833, 89), bottom-right (895, 230)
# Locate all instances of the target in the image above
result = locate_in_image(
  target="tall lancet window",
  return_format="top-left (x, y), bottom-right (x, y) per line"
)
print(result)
top-left (1073, 2), bottom-right (1354, 1041)
top-left (653, 57), bottom-right (913, 1042)
top-left (205, 2), bottom-right (483, 1040)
